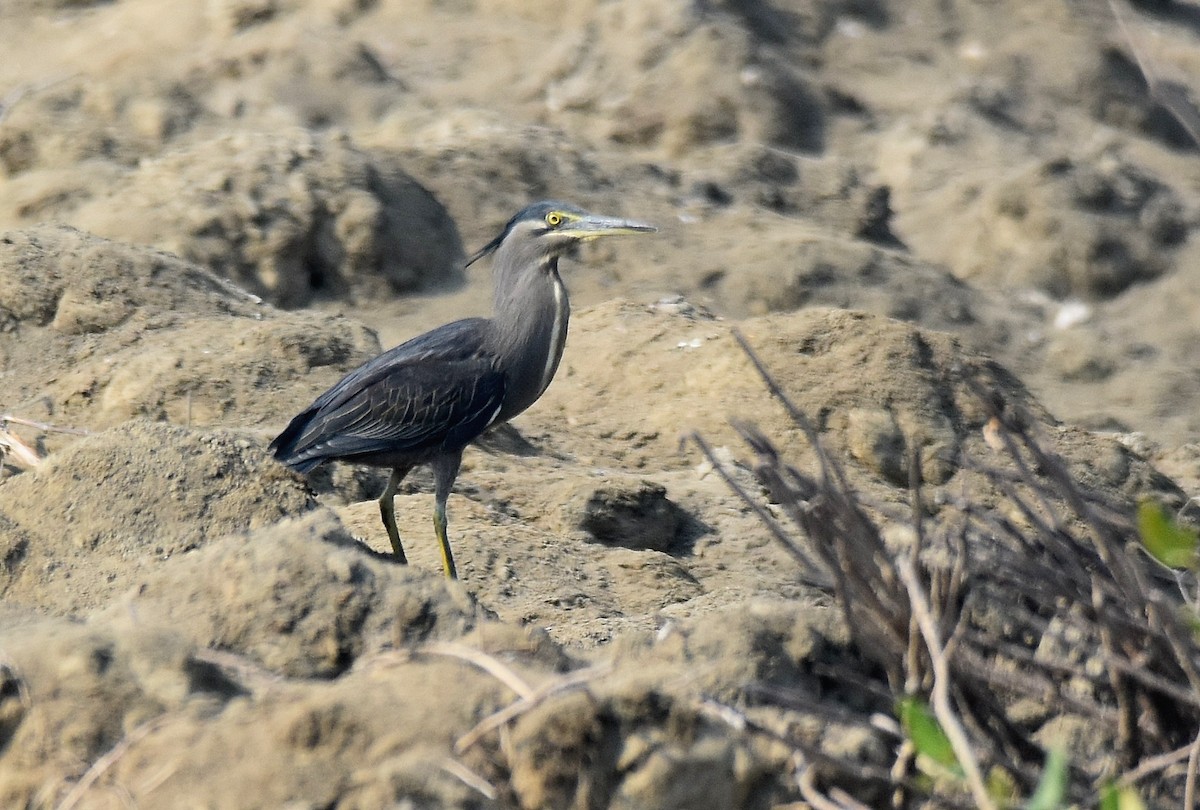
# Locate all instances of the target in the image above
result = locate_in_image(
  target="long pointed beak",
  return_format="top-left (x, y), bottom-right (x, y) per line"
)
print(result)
top-left (557, 213), bottom-right (657, 240)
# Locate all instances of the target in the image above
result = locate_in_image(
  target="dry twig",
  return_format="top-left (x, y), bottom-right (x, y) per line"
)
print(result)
top-left (1, 415), bottom-right (91, 471)
top-left (1187, 725), bottom-right (1200, 810)
top-left (420, 640), bottom-right (537, 701)
top-left (455, 661), bottom-right (611, 753)
top-left (55, 716), bottom-right (166, 810)
top-left (895, 556), bottom-right (995, 810)
top-left (0, 425), bottom-right (42, 469)
top-left (1108, 0), bottom-right (1200, 146)
top-left (439, 757), bottom-right (498, 800)
top-left (688, 430), bottom-right (832, 588)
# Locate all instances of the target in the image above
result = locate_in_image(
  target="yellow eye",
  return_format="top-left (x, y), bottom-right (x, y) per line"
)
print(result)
top-left (545, 211), bottom-right (563, 227)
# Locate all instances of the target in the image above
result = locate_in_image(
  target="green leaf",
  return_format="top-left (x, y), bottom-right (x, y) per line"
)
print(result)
top-left (897, 697), bottom-right (960, 773)
top-left (1100, 782), bottom-right (1119, 810)
top-left (986, 766), bottom-right (1019, 806)
top-left (1100, 782), bottom-right (1146, 810)
top-left (1025, 747), bottom-right (1067, 810)
top-left (1099, 782), bottom-right (1118, 810)
top-left (1137, 500), bottom-right (1199, 569)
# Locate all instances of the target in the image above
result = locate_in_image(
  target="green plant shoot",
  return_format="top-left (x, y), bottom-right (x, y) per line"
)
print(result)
top-left (1024, 747), bottom-right (1067, 810)
top-left (1137, 500), bottom-right (1198, 569)
top-left (897, 696), bottom-right (960, 774)
top-left (1100, 782), bottom-right (1146, 810)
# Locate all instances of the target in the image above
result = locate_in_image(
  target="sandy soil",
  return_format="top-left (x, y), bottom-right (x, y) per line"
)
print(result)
top-left (1, 0), bottom-right (1199, 807)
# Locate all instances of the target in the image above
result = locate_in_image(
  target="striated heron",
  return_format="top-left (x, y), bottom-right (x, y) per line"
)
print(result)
top-left (270, 201), bottom-right (656, 578)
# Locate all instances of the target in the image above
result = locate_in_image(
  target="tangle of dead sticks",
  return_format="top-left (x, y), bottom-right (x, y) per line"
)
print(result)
top-left (690, 328), bottom-right (1200, 807)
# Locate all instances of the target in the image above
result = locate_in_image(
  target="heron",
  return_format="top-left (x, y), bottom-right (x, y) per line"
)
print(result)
top-left (270, 201), bottom-right (656, 578)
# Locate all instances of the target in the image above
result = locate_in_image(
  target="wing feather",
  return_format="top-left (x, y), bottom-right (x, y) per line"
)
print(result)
top-left (270, 318), bottom-right (506, 470)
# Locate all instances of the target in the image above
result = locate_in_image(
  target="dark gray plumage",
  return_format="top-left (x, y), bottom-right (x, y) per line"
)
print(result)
top-left (270, 201), bottom-right (656, 578)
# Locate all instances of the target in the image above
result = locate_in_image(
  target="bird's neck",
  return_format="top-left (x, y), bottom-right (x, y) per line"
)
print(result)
top-left (490, 255), bottom-right (571, 421)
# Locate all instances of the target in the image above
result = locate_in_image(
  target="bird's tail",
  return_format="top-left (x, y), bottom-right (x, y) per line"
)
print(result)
top-left (268, 410), bottom-right (324, 474)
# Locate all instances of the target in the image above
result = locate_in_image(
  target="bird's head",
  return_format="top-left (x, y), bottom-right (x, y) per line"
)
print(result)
top-left (466, 201), bottom-right (656, 270)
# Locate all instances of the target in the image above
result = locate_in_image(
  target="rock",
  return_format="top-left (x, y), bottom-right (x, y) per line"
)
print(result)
top-left (601, 549), bottom-right (704, 613)
top-left (844, 405), bottom-right (963, 488)
top-left (609, 734), bottom-right (740, 810)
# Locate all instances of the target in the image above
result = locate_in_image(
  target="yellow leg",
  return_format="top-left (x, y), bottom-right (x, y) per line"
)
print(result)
top-left (378, 468), bottom-right (408, 563)
top-left (434, 498), bottom-right (458, 580)
top-left (427, 451), bottom-right (464, 579)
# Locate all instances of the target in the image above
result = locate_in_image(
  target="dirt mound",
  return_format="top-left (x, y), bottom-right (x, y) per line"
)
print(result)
top-left (69, 130), bottom-right (464, 308)
top-left (381, 122), bottom-right (637, 251)
top-left (0, 227), bottom-right (380, 432)
top-left (676, 145), bottom-right (897, 241)
top-left (534, 302), bottom-right (1041, 479)
top-left (0, 225), bottom-right (262, 330)
top-left (372, 303), bottom-right (1182, 648)
top-left (95, 510), bottom-right (491, 678)
top-left (0, 420), bottom-right (315, 614)
top-left (502, 685), bottom-right (777, 810)
top-left (0, 607), bottom-right (545, 809)
top-left (948, 151), bottom-right (1193, 299)
top-left (534, 0), bottom-right (829, 155)
top-left (0, 612), bottom-right (248, 809)
top-left (659, 212), bottom-right (998, 328)
top-left (1034, 254), bottom-right (1200, 443)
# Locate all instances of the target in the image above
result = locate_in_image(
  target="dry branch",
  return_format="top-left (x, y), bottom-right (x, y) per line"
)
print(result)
top-left (698, 333), bottom-right (1200, 806)
top-left (0, 415), bottom-right (91, 471)
top-left (895, 556), bottom-right (994, 810)
top-left (454, 661), bottom-right (612, 754)
top-left (55, 716), bottom-right (166, 810)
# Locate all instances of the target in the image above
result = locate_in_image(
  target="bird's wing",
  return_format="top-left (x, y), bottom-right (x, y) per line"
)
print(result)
top-left (308, 318), bottom-right (491, 414)
top-left (271, 319), bottom-right (506, 467)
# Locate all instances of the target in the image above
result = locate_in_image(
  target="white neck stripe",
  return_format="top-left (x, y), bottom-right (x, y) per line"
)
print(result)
top-left (538, 271), bottom-right (567, 396)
